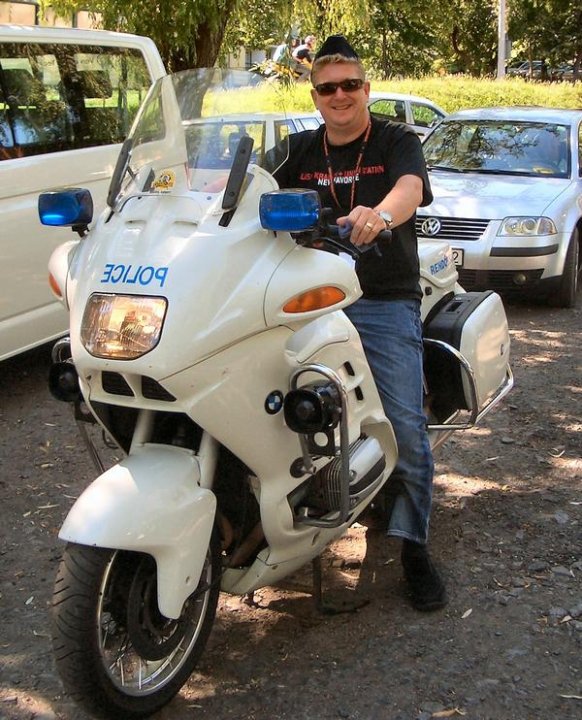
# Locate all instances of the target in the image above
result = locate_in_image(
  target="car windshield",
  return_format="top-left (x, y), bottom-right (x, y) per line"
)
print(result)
top-left (423, 120), bottom-right (570, 179)
top-left (109, 68), bottom-right (290, 205)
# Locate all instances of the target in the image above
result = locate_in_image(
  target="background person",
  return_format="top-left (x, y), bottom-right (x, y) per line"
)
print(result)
top-left (272, 34), bottom-right (447, 612)
top-left (292, 35), bottom-right (316, 78)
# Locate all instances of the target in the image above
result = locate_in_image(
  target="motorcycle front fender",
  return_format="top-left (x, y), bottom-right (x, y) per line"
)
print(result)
top-left (59, 444), bottom-right (216, 619)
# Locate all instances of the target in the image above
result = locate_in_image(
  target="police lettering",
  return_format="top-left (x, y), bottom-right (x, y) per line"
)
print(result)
top-left (430, 257), bottom-right (449, 275)
top-left (101, 264), bottom-right (168, 288)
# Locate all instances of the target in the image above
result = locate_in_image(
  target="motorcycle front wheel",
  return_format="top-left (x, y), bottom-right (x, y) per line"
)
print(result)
top-left (52, 536), bottom-right (221, 719)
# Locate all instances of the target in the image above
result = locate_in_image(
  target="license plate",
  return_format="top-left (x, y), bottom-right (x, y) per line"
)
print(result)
top-left (452, 248), bottom-right (464, 267)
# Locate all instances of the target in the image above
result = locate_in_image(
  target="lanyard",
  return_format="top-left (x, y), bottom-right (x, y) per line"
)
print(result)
top-left (323, 120), bottom-right (371, 211)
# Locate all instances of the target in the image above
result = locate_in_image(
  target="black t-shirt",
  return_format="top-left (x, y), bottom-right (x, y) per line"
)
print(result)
top-left (272, 115), bottom-right (433, 300)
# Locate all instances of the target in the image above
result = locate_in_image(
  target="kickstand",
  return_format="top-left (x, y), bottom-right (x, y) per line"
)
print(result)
top-left (311, 556), bottom-right (370, 615)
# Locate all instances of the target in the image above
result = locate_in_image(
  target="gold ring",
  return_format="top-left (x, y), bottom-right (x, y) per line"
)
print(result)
top-left (365, 221), bottom-right (374, 229)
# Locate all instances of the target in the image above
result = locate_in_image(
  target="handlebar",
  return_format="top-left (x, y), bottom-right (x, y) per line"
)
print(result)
top-left (293, 212), bottom-right (392, 259)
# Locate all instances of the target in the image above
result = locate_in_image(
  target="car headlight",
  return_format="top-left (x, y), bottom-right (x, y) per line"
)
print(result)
top-left (81, 294), bottom-right (167, 359)
top-left (498, 217), bottom-right (557, 237)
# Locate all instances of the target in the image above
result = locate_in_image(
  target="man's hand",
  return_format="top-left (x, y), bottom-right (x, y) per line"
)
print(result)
top-left (337, 206), bottom-right (386, 246)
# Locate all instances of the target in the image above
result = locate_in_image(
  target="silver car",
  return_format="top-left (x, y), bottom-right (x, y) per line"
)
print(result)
top-left (418, 107), bottom-right (582, 307)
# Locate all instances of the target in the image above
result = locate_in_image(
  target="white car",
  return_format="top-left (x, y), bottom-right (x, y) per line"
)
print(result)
top-left (418, 107), bottom-right (582, 307)
top-left (183, 111), bottom-right (322, 169)
top-left (368, 91), bottom-right (446, 137)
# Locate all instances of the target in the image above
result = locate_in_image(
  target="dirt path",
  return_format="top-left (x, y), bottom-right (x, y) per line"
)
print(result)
top-left (1, 298), bottom-right (580, 720)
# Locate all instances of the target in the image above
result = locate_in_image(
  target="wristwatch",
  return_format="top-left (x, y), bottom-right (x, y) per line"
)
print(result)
top-left (378, 210), bottom-right (393, 229)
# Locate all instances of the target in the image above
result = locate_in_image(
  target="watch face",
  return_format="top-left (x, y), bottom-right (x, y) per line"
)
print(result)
top-left (379, 211), bottom-right (393, 227)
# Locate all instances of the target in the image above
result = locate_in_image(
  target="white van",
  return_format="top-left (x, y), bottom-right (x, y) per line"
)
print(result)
top-left (0, 25), bottom-right (166, 361)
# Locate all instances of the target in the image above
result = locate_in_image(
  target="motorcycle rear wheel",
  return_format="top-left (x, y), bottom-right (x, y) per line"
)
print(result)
top-left (52, 536), bottom-right (220, 719)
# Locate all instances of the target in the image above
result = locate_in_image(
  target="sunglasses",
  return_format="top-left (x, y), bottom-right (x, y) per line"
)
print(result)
top-left (313, 78), bottom-right (365, 96)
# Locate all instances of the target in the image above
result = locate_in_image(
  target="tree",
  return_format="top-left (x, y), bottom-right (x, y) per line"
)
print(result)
top-left (44, 0), bottom-right (243, 71)
top-left (220, 0), bottom-right (293, 62)
top-left (43, 0), bottom-right (581, 80)
top-left (445, 0), bottom-right (498, 76)
top-left (509, 0), bottom-right (582, 77)
top-left (364, 0), bottom-right (446, 79)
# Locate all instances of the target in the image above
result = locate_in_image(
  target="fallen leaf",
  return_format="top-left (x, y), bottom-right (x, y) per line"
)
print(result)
top-left (461, 608), bottom-right (473, 619)
top-left (431, 708), bottom-right (466, 717)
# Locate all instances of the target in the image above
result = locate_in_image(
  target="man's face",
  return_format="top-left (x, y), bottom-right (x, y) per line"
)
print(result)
top-left (310, 62), bottom-right (370, 134)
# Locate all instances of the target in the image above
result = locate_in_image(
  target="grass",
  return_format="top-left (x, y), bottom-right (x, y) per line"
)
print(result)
top-left (275, 76), bottom-right (582, 114)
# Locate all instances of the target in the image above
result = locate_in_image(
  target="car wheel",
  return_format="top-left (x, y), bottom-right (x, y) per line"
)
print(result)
top-left (548, 229), bottom-right (580, 309)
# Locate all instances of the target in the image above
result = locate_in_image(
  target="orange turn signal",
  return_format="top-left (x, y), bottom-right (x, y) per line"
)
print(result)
top-left (282, 286), bottom-right (346, 314)
top-left (48, 273), bottom-right (63, 299)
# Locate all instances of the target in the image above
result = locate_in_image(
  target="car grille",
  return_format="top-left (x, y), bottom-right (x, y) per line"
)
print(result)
top-left (416, 217), bottom-right (490, 242)
top-left (458, 268), bottom-right (544, 291)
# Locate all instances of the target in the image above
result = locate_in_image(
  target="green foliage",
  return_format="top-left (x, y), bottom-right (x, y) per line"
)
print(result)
top-left (41, 0), bottom-right (582, 79)
top-left (221, 0), bottom-right (292, 59)
top-left (363, 0), bottom-right (443, 79)
top-left (283, 75), bottom-right (582, 113)
top-left (508, 0), bottom-right (582, 66)
top-left (43, 0), bottom-right (241, 70)
top-left (385, 76), bottom-right (582, 113)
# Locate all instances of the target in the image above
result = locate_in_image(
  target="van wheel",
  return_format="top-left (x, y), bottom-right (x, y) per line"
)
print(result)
top-left (549, 230), bottom-right (579, 308)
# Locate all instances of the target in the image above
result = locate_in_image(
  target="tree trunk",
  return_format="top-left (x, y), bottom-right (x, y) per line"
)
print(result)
top-left (166, 6), bottom-right (236, 71)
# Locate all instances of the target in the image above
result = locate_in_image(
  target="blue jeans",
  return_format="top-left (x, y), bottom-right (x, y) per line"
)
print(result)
top-left (344, 298), bottom-right (434, 544)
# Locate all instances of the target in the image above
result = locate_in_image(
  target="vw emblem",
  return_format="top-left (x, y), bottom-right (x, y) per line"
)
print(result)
top-left (421, 217), bottom-right (442, 236)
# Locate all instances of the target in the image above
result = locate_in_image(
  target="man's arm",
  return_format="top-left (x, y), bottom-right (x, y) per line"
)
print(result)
top-left (338, 174), bottom-right (423, 246)
top-left (374, 174), bottom-right (423, 228)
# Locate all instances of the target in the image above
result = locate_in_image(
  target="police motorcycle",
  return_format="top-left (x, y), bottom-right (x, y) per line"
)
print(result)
top-left (40, 69), bottom-right (513, 719)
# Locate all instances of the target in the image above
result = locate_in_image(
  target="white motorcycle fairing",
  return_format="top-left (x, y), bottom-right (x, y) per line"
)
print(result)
top-left (59, 443), bottom-right (216, 619)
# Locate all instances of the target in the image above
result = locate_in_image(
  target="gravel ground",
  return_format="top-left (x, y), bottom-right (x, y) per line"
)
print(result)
top-left (0, 296), bottom-right (580, 720)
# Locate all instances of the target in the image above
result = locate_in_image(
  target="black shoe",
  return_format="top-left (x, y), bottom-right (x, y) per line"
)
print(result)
top-left (401, 542), bottom-right (448, 612)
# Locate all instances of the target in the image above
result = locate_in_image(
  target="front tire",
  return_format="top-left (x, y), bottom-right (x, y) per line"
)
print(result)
top-left (52, 536), bottom-right (221, 719)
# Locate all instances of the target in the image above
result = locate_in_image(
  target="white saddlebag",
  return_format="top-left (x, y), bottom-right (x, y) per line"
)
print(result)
top-left (424, 291), bottom-right (510, 418)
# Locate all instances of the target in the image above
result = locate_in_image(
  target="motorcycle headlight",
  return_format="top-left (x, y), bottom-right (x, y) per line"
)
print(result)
top-left (81, 294), bottom-right (167, 359)
top-left (498, 216), bottom-right (557, 236)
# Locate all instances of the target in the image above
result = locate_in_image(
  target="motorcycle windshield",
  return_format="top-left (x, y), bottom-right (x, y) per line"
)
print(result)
top-left (109, 69), bottom-right (291, 206)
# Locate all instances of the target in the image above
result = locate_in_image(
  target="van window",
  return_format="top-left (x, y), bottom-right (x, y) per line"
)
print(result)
top-left (0, 42), bottom-right (152, 159)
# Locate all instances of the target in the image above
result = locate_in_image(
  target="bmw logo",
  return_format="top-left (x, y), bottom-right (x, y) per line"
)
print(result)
top-left (421, 217), bottom-right (442, 236)
top-left (265, 390), bottom-right (284, 415)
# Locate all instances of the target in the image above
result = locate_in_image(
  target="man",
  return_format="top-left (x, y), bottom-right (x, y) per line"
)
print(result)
top-left (273, 35), bottom-right (447, 612)
top-left (292, 35), bottom-right (316, 79)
